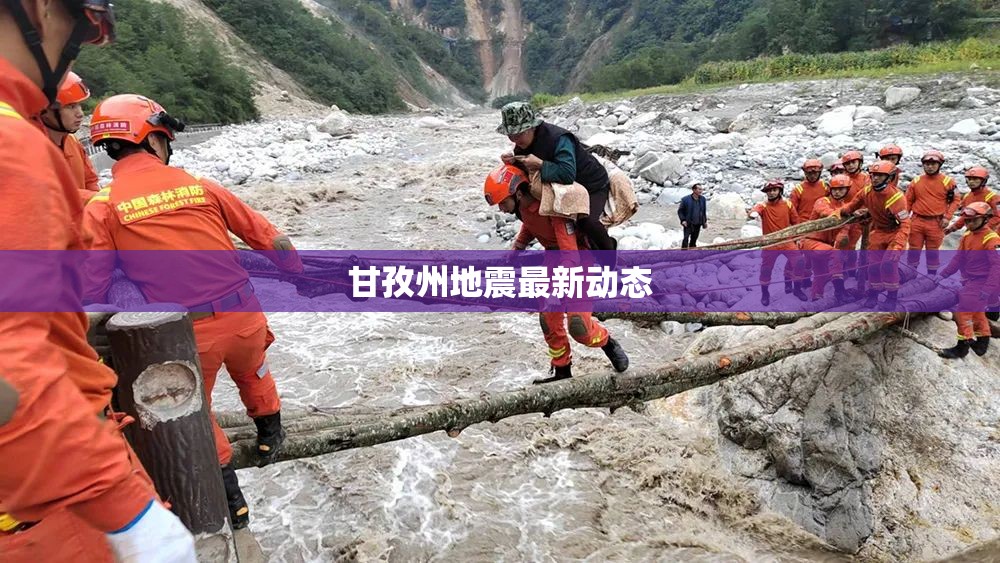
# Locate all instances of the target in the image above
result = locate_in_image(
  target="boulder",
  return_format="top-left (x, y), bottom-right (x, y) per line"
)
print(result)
top-left (583, 132), bottom-right (626, 148)
top-left (639, 153), bottom-right (685, 185)
top-left (655, 187), bottom-right (689, 206)
top-left (778, 104), bottom-right (800, 116)
top-left (576, 124), bottom-right (604, 141)
top-left (854, 106), bottom-right (886, 121)
top-left (628, 111), bottom-right (663, 130)
top-left (317, 110), bottom-right (352, 135)
top-left (417, 116), bottom-right (448, 129)
top-left (814, 106), bottom-right (856, 136)
top-left (947, 118), bottom-right (981, 138)
top-left (884, 86), bottom-right (921, 109)
top-left (708, 192), bottom-right (748, 221)
top-left (707, 133), bottom-right (747, 150)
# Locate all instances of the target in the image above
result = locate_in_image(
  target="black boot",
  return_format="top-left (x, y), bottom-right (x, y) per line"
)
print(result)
top-left (939, 340), bottom-right (971, 359)
top-left (881, 290), bottom-right (898, 311)
top-left (863, 290), bottom-right (879, 309)
top-left (971, 336), bottom-right (991, 357)
top-left (761, 286), bottom-right (770, 306)
top-left (832, 279), bottom-right (848, 304)
top-left (784, 280), bottom-right (794, 295)
top-left (221, 464), bottom-right (250, 530)
top-left (253, 412), bottom-right (286, 468)
top-left (800, 277), bottom-right (812, 290)
top-left (602, 337), bottom-right (630, 372)
top-left (792, 282), bottom-right (808, 302)
top-left (533, 364), bottom-right (572, 385)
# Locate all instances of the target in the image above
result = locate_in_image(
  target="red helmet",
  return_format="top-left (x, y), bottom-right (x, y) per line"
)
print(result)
top-left (761, 179), bottom-right (785, 193)
top-left (829, 159), bottom-right (846, 173)
top-left (484, 164), bottom-right (527, 206)
top-left (878, 144), bottom-right (903, 159)
top-left (921, 150), bottom-right (945, 164)
top-left (963, 202), bottom-right (994, 218)
top-left (801, 159), bottom-right (823, 172)
top-left (841, 150), bottom-right (863, 164)
top-left (965, 166), bottom-right (989, 183)
top-left (56, 72), bottom-right (90, 106)
top-left (869, 160), bottom-right (898, 175)
top-left (90, 94), bottom-right (185, 146)
top-left (829, 174), bottom-right (852, 190)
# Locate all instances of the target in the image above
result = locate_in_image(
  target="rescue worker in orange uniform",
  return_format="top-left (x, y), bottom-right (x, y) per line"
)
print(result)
top-left (484, 164), bottom-right (629, 384)
top-left (876, 144), bottom-right (903, 167)
top-left (82, 94), bottom-right (303, 530)
top-left (936, 202), bottom-right (1000, 359)
top-left (840, 150), bottom-right (870, 278)
top-left (798, 175), bottom-right (853, 303)
top-left (840, 160), bottom-right (911, 309)
top-left (0, 1), bottom-right (195, 561)
top-left (790, 159), bottom-right (828, 288)
top-left (40, 71), bottom-right (100, 205)
top-left (904, 150), bottom-right (959, 275)
top-left (747, 180), bottom-right (807, 305)
top-left (946, 167), bottom-right (1000, 234)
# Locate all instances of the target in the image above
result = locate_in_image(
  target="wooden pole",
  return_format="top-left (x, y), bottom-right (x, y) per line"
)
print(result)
top-left (107, 311), bottom-right (236, 562)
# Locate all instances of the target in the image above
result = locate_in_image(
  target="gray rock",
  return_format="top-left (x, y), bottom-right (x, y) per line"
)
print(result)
top-left (778, 104), bottom-right (800, 116)
top-left (884, 86), bottom-right (921, 109)
top-left (317, 110), bottom-right (352, 135)
top-left (947, 118), bottom-right (981, 137)
top-left (639, 153), bottom-right (685, 185)
top-left (602, 114), bottom-right (620, 128)
top-left (576, 124), bottom-right (604, 140)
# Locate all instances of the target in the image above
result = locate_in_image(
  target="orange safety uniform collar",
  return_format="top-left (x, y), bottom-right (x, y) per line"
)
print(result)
top-left (0, 57), bottom-right (49, 122)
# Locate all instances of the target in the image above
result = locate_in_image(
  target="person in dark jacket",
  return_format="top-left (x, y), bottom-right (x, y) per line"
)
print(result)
top-left (497, 102), bottom-right (616, 251)
top-left (678, 183), bottom-right (708, 248)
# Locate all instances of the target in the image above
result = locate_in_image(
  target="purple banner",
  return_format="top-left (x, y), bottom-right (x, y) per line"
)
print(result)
top-left (1, 250), bottom-right (997, 313)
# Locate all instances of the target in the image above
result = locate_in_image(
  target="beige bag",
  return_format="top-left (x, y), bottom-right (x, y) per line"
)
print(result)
top-left (602, 169), bottom-right (639, 227)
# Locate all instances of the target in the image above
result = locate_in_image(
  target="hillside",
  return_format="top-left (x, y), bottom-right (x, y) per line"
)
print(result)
top-left (376, 0), bottom-right (987, 98)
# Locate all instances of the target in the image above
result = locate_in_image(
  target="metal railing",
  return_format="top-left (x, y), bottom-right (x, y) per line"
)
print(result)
top-left (81, 123), bottom-right (227, 157)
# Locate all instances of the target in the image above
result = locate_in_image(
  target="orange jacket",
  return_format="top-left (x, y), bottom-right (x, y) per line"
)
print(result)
top-left (905, 173), bottom-right (959, 218)
top-left (62, 134), bottom-right (100, 206)
top-left (842, 184), bottom-right (911, 250)
top-left (513, 196), bottom-right (584, 251)
top-left (790, 180), bottom-right (827, 220)
top-left (951, 189), bottom-right (1000, 232)
top-left (807, 196), bottom-right (849, 246)
top-left (940, 228), bottom-right (1000, 293)
top-left (83, 152), bottom-right (296, 306)
top-left (847, 170), bottom-right (870, 202)
top-left (0, 58), bottom-right (153, 531)
top-left (751, 198), bottom-right (798, 235)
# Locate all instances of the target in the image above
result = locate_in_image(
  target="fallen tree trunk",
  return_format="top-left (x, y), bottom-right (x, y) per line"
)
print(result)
top-left (698, 215), bottom-right (858, 251)
top-left (595, 311), bottom-right (812, 327)
top-left (226, 287), bottom-right (955, 469)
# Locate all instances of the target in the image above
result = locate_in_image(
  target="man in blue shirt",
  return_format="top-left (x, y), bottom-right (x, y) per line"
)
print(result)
top-left (498, 102), bottom-right (617, 251)
top-left (678, 183), bottom-right (708, 248)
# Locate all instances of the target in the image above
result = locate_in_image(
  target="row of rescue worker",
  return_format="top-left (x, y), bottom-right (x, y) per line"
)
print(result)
top-left (746, 147), bottom-right (1000, 360)
top-left (1, 1), bottom-right (303, 561)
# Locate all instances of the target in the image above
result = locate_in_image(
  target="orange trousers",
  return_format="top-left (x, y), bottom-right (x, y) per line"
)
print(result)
top-left (955, 281), bottom-right (993, 340)
top-left (540, 312), bottom-right (609, 368)
top-left (760, 243), bottom-right (801, 285)
top-left (195, 311), bottom-right (281, 465)
top-left (1, 423), bottom-right (154, 563)
top-left (907, 216), bottom-right (946, 273)
top-left (799, 239), bottom-right (842, 299)
top-left (867, 231), bottom-right (902, 291)
top-left (841, 224), bottom-right (863, 276)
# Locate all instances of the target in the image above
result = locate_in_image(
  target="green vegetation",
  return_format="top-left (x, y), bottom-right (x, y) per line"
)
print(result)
top-left (532, 39), bottom-right (1000, 108)
top-left (691, 38), bottom-right (1000, 84)
top-left (202, 0), bottom-right (404, 113)
top-left (320, 0), bottom-right (483, 101)
top-left (74, 0), bottom-right (258, 124)
top-left (414, 0), bottom-right (467, 28)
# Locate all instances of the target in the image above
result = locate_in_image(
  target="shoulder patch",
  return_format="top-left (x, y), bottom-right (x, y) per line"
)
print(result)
top-left (984, 231), bottom-right (999, 244)
top-left (0, 101), bottom-right (23, 121)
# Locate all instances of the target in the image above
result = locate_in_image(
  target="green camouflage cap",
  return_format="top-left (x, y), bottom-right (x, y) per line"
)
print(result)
top-left (497, 102), bottom-right (542, 135)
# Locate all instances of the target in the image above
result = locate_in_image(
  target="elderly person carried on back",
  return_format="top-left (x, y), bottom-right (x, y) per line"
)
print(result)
top-left (497, 102), bottom-right (617, 251)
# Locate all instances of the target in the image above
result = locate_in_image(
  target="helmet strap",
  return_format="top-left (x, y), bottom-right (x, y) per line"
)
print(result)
top-left (41, 106), bottom-right (73, 134)
top-left (4, 0), bottom-right (89, 105)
